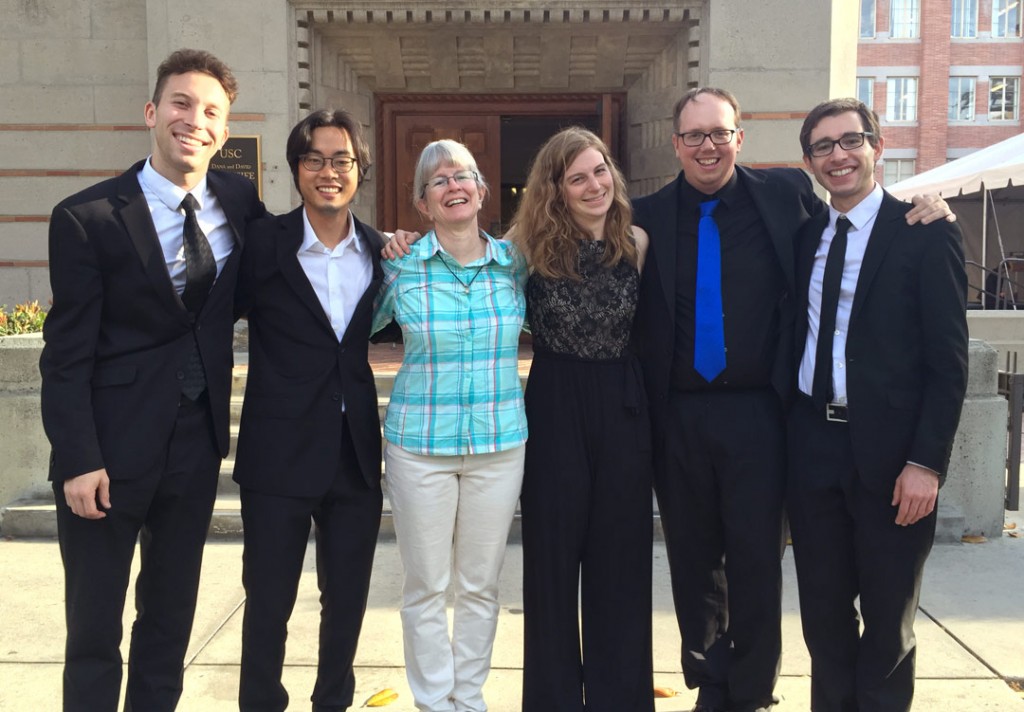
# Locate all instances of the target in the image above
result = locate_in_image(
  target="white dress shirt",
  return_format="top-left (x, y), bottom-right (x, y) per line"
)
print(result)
top-left (798, 183), bottom-right (884, 403)
top-left (297, 208), bottom-right (373, 342)
top-left (137, 158), bottom-right (235, 294)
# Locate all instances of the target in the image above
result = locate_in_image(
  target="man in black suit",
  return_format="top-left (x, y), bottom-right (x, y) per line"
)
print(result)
top-left (233, 109), bottom-right (386, 712)
top-left (631, 88), bottom-right (951, 712)
top-left (789, 98), bottom-right (967, 711)
top-left (40, 49), bottom-right (265, 711)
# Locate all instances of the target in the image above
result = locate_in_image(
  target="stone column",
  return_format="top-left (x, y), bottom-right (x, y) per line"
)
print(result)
top-left (942, 339), bottom-right (1009, 540)
top-left (0, 335), bottom-right (50, 511)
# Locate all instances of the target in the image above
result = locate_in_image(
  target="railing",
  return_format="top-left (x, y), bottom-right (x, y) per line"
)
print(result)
top-left (998, 351), bottom-right (1022, 510)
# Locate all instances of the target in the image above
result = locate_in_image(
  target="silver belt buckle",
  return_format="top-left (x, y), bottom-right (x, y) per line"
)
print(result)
top-left (826, 402), bottom-right (848, 423)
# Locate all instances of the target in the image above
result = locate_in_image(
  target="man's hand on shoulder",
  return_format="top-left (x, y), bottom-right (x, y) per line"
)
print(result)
top-left (382, 230), bottom-right (422, 260)
top-left (63, 468), bottom-right (111, 520)
top-left (891, 463), bottom-right (939, 526)
top-left (905, 193), bottom-right (956, 226)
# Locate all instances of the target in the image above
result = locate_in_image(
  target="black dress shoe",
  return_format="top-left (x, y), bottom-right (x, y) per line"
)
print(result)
top-left (691, 706), bottom-right (724, 712)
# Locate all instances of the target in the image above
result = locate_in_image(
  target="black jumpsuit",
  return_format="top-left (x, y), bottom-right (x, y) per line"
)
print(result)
top-left (520, 239), bottom-right (654, 712)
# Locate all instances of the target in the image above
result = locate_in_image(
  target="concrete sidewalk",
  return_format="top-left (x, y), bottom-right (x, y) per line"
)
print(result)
top-left (2, 507), bottom-right (1022, 711)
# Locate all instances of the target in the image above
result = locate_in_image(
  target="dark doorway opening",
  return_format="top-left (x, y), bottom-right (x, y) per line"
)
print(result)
top-left (498, 115), bottom-right (601, 230)
top-left (377, 94), bottom-right (624, 234)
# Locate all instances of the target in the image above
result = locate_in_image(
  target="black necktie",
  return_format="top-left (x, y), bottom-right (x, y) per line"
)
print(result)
top-left (812, 216), bottom-right (851, 409)
top-left (180, 194), bottom-right (216, 314)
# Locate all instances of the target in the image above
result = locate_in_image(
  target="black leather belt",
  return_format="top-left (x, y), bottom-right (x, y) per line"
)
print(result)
top-left (825, 402), bottom-right (848, 423)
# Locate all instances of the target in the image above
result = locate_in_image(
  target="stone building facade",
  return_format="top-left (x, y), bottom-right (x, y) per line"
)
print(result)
top-left (0, 0), bottom-right (857, 305)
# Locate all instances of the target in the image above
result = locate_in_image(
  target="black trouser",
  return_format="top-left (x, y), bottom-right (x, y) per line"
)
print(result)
top-left (238, 425), bottom-right (382, 712)
top-left (787, 396), bottom-right (935, 712)
top-left (655, 388), bottom-right (786, 712)
top-left (55, 395), bottom-right (220, 712)
top-left (521, 353), bottom-right (654, 712)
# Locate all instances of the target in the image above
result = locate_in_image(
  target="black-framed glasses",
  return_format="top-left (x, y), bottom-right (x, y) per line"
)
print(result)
top-left (300, 153), bottom-right (357, 172)
top-left (675, 129), bottom-right (738, 147)
top-left (425, 170), bottom-right (478, 193)
top-left (807, 132), bottom-right (874, 158)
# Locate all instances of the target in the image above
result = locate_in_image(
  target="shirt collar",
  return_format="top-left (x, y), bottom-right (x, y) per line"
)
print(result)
top-left (829, 182), bottom-right (883, 233)
top-left (678, 169), bottom-right (740, 212)
top-left (410, 229), bottom-right (515, 267)
top-left (300, 208), bottom-right (361, 254)
top-left (139, 157), bottom-right (209, 212)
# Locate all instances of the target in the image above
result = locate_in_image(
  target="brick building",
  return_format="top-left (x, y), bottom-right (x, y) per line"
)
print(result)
top-left (857, 0), bottom-right (1024, 185)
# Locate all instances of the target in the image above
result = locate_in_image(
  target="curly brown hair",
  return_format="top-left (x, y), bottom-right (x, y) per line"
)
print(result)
top-left (152, 49), bottom-right (238, 105)
top-left (511, 127), bottom-right (636, 280)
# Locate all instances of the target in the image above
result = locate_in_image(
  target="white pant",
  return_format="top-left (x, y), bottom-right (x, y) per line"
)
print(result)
top-left (384, 442), bottom-right (525, 712)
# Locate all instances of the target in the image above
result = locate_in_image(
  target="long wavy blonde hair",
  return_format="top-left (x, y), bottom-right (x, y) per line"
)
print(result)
top-left (511, 127), bottom-right (636, 280)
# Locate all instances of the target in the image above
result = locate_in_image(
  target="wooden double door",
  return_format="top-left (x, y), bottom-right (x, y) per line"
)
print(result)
top-left (376, 94), bottom-right (624, 235)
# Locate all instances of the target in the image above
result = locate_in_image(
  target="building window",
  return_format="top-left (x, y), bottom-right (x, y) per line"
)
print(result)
top-left (993, 0), bottom-right (1022, 37)
top-left (887, 77), bottom-right (918, 121)
top-left (990, 76), bottom-right (1020, 120)
top-left (857, 77), bottom-right (874, 108)
top-left (890, 0), bottom-right (920, 38)
top-left (949, 77), bottom-right (976, 120)
top-left (884, 159), bottom-right (916, 186)
top-left (860, 0), bottom-right (876, 37)
top-left (952, 0), bottom-right (978, 37)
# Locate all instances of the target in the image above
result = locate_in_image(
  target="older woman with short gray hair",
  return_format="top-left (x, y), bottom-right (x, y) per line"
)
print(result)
top-left (372, 139), bottom-right (527, 712)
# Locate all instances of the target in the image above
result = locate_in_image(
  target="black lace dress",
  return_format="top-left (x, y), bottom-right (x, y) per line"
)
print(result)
top-left (520, 239), bottom-right (654, 712)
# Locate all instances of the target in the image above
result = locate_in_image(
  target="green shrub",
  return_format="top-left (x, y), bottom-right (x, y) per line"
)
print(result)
top-left (0, 301), bottom-right (47, 335)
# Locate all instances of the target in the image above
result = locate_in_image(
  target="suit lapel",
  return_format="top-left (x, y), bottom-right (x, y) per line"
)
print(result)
top-left (275, 208), bottom-right (336, 335)
top-left (798, 212), bottom-right (829, 298)
top-left (208, 170), bottom-right (246, 248)
top-left (742, 165), bottom-right (797, 292)
top-left (341, 216), bottom-right (385, 348)
top-left (647, 177), bottom-right (680, 316)
top-left (115, 161), bottom-right (183, 315)
top-left (850, 192), bottom-right (902, 323)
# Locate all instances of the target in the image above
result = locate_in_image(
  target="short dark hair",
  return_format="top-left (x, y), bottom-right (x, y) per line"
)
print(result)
top-left (285, 109), bottom-right (372, 191)
top-left (673, 87), bottom-right (742, 132)
top-left (152, 49), bottom-right (238, 105)
top-left (800, 98), bottom-right (882, 155)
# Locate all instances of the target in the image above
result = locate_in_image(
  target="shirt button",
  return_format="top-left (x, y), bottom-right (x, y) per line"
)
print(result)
top-left (176, 371), bottom-right (185, 380)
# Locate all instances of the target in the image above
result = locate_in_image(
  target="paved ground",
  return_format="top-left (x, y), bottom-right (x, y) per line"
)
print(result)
top-left (2, 498), bottom-right (1022, 711)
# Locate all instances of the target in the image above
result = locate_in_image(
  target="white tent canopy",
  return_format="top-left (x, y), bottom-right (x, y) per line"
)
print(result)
top-left (888, 133), bottom-right (1024, 199)
top-left (889, 133), bottom-right (1024, 309)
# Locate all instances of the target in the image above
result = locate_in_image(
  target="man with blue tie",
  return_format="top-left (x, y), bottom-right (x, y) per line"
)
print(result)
top-left (788, 98), bottom-right (967, 711)
top-left (631, 87), bottom-right (951, 712)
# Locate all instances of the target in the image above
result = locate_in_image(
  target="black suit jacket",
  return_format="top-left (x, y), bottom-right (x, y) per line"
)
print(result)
top-left (40, 160), bottom-right (265, 482)
top-left (632, 165), bottom-right (824, 448)
top-left (232, 207), bottom-right (386, 497)
top-left (794, 191), bottom-right (969, 492)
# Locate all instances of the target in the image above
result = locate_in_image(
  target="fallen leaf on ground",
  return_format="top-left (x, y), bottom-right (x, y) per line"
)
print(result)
top-left (362, 688), bottom-right (399, 707)
top-left (1005, 522), bottom-right (1017, 530)
top-left (961, 534), bottom-right (988, 544)
top-left (654, 686), bottom-right (682, 697)
top-left (1008, 531), bottom-right (1021, 538)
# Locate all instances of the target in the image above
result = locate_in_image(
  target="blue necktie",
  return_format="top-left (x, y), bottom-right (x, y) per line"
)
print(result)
top-left (694, 199), bottom-right (726, 382)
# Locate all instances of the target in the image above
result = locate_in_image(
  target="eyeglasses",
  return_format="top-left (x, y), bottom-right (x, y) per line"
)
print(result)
top-left (806, 132), bottom-right (874, 158)
top-left (425, 170), bottom-right (478, 193)
top-left (300, 154), bottom-right (357, 172)
top-left (675, 129), bottom-right (738, 147)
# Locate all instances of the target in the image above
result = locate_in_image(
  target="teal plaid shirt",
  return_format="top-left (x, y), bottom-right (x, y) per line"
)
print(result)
top-left (372, 231), bottom-right (528, 456)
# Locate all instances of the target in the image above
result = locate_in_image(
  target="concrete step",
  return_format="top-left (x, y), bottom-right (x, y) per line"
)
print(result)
top-left (0, 490), bottom-right (558, 542)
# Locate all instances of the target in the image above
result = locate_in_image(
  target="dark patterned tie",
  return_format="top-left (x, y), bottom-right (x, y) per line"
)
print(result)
top-left (179, 194), bottom-right (215, 400)
top-left (180, 194), bottom-right (216, 314)
top-left (694, 199), bottom-right (726, 382)
top-left (812, 216), bottom-right (852, 409)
